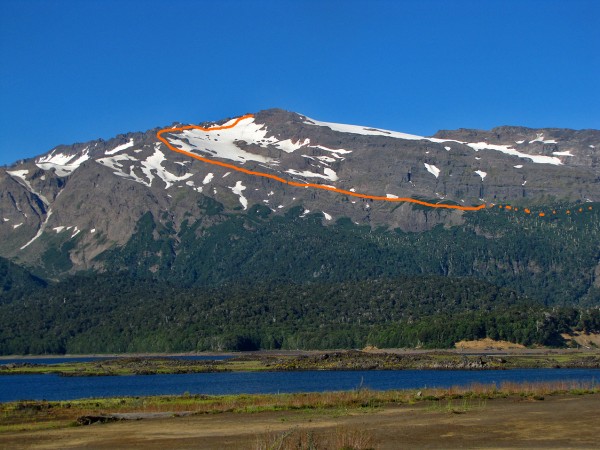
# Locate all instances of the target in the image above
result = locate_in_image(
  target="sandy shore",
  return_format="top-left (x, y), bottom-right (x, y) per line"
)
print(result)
top-left (1, 394), bottom-right (599, 449)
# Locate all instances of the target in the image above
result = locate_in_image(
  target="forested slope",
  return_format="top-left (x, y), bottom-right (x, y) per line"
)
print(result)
top-left (1, 199), bottom-right (599, 354)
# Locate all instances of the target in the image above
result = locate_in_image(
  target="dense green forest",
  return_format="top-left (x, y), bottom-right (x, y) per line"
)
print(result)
top-left (0, 257), bottom-right (46, 294)
top-left (1, 272), bottom-right (599, 354)
top-left (97, 200), bottom-right (600, 305)
top-left (1, 198), bottom-right (599, 354)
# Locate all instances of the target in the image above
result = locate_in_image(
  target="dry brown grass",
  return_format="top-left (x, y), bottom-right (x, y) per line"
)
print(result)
top-left (1, 380), bottom-right (598, 433)
top-left (253, 426), bottom-right (375, 450)
top-left (561, 332), bottom-right (600, 348)
top-left (454, 337), bottom-right (526, 350)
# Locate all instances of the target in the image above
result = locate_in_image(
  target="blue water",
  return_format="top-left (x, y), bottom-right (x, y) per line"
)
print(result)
top-left (0, 369), bottom-right (597, 402)
top-left (0, 355), bottom-right (232, 365)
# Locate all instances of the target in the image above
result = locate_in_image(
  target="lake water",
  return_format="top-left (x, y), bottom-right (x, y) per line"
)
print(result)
top-left (0, 368), bottom-right (598, 402)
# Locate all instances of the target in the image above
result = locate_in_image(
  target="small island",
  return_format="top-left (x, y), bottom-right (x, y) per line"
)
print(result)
top-left (2, 348), bottom-right (600, 376)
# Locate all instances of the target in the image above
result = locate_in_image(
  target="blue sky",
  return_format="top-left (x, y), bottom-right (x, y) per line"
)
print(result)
top-left (1, 0), bottom-right (598, 165)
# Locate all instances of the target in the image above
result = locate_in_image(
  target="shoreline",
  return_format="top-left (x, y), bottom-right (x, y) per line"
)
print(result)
top-left (1, 346), bottom-right (596, 360)
top-left (1, 383), bottom-right (599, 448)
top-left (1, 349), bottom-right (600, 376)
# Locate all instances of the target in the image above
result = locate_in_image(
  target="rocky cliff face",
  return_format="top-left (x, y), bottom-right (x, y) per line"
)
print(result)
top-left (0, 108), bottom-right (598, 276)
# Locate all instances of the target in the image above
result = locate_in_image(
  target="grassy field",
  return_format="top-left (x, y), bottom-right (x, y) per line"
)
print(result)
top-left (1, 380), bottom-right (598, 434)
top-left (1, 381), bottom-right (599, 448)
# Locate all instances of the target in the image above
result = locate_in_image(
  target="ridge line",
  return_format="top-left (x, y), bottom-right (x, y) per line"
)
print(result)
top-left (156, 114), bottom-right (486, 211)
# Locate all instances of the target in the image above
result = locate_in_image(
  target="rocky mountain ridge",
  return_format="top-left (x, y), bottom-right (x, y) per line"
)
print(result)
top-left (0, 108), bottom-right (598, 277)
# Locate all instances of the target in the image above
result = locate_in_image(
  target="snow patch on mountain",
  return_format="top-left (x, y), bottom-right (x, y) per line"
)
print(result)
top-left (424, 163), bottom-right (440, 178)
top-left (303, 116), bottom-right (425, 141)
top-left (7, 169), bottom-right (50, 207)
top-left (286, 167), bottom-right (338, 182)
top-left (139, 150), bottom-right (159, 186)
top-left (475, 170), bottom-right (487, 181)
top-left (7, 169), bottom-right (29, 180)
top-left (106, 138), bottom-right (134, 155)
top-left (276, 138), bottom-right (310, 153)
top-left (230, 181), bottom-right (248, 210)
top-left (466, 142), bottom-right (562, 165)
top-left (20, 210), bottom-right (53, 250)
top-left (141, 148), bottom-right (192, 188)
top-left (99, 147), bottom-right (192, 189)
top-left (36, 148), bottom-right (90, 176)
top-left (316, 155), bottom-right (336, 163)
top-left (166, 117), bottom-right (277, 164)
top-left (97, 154), bottom-right (140, 180)
top-left (310, 145), bottom-right (352, 156)
top-left (529, 133), bottom-right (557, 144)
top-left (303, 115), bottom-right (566, 166)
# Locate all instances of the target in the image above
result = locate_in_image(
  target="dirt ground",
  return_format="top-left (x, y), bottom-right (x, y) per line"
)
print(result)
top-left (1, 394), bottom-right (599, 449)
top-left (454, 337), bottom-right (526, 350)
top-left (561, 332), bottom-right (600, 349)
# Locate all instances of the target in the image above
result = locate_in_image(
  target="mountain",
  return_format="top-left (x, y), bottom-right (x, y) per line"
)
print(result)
top-left (1, 108), bottom-right (598, 276)
top-left (0, 109), bottom-right (599, 352)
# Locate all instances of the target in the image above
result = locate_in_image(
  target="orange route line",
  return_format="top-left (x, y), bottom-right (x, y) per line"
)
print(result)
top-left (156, 114), bottom-right (486, 211)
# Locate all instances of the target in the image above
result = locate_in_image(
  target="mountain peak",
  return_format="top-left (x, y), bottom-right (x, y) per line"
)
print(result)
top-left (0, 109), bottom-right (598, 278)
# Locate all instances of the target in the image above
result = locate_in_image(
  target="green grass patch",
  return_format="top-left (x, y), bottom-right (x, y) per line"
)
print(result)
top-left (2, 380), bottom-right (599, 434)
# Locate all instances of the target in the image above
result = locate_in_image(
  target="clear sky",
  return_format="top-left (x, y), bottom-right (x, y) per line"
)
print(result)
top-left (1, 0), bottom-right (598, 166)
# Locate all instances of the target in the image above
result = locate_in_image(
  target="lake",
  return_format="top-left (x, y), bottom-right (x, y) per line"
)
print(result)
top-left (0, 368), bottom-right (598, 402)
